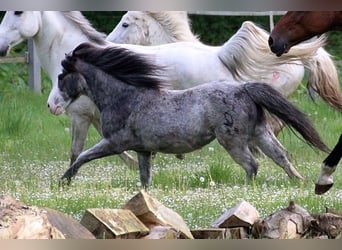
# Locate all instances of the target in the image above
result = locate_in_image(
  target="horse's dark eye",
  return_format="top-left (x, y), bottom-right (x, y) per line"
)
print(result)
top-left (14, 11), bottom-right (23, 16)
top-left (122, 22), bottom-right (129, 28)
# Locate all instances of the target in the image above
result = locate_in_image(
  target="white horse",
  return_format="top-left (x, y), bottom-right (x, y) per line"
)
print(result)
top-left (0, 11), bottom-right (338, 172)
top-left (107, 11), bottom-right (199, 45)
top-left (107, 11), bottom-right (342, 109)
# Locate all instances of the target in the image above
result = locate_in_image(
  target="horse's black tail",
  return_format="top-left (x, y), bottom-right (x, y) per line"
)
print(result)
top-left (243, 82), bottom-right (330, 153)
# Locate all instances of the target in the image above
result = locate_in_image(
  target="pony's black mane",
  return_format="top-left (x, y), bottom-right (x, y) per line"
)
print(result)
top-left (68, 43), bottom-right (168, 89)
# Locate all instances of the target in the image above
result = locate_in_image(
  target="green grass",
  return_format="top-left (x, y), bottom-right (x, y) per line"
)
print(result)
top-left (0, 73), bottom-right (341, 230)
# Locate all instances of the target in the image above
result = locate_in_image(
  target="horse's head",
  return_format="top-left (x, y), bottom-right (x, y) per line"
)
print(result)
top-left (0, 11), bottom-right (41, 56)
top-left (106, 11), bottom-right (198, 45)
top-left (269, 11), bottom-right (334, 56)
top-left (107, 11), bottom-right (150, 45)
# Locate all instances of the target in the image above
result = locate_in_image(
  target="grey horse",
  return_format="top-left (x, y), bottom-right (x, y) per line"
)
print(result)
top-left (58, 43), bottom-right (330, 188)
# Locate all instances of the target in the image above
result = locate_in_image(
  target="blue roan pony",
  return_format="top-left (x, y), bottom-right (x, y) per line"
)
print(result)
top-left (58, 43), bottom-right (330, 188)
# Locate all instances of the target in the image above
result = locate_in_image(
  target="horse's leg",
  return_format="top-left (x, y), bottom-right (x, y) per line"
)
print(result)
top-left (137, 152), bottom-right (153, 189)
top-left (315, 134), bottom-right (342, 195)
top-left (70, 114), bottom-right (91, 165)
top-left (216, 132), bottom-right (259, 182)
top-left (265, 113), bottom-right (285, 137)
top-left (60, 138), bottom-right (117, 184)
top-left (91, 116), bottom-right (138, 169)
top-left (254, 124), bottom-right (304, 180)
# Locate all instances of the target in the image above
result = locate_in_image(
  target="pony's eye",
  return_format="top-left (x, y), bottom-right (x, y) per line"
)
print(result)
top-left (122, 22), bottom-right (129, 28)
top-left (14, 11), bottom-right (23, 16)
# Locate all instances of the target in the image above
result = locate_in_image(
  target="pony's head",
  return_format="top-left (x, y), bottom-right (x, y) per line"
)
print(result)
top-left (58, 42), bottom-right (169, 109)
top-left (58, 54), bottom-right (89, 108)
top-left (0, 11), bottom-right (41, 56)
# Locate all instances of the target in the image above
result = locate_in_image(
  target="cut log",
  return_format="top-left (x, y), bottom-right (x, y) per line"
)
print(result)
top-left (191, 227), bottom-right (248, 239)
top-left (123, 190), bottom-right (193, 239)
top-left (0, 195), bottom-right (94, 239)
top-left (191, 228), bottom-right (227, 239)
top-left (211, 200), bottom-right (260, 228)
top-left (43, 207), bottom-right (95, 239)
top-left (251, 200), bottom-right (315, 239)
top-left (142, 226), bottom-right (180, 239)
top-left (309, 212), bottom-right (342, 238)
top-left (80, 208), bottom-right (149, 239)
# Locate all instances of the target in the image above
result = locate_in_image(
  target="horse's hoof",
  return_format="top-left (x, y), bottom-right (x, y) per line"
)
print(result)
top-left (315, 183), bottom-right (333, 195)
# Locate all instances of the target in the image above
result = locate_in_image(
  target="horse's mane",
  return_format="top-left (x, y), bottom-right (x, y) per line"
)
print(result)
top-left (144, 11), bottom-right (199, 42)
top-left (62, 11), bottom-right (107, 45)
top-left (69, 43), bottom-right (168, 89)
top-left (218, 21), bottom-right (327, 81)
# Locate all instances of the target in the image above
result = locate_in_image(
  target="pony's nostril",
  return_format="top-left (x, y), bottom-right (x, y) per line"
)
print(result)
top-left (47, 103), bottom-right (50, 108)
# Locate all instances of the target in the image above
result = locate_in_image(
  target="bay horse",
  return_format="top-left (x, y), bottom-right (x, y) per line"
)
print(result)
top-left (269, 11), bottom-right (342, 195)
top-left (57, 43), bottom-right (330, 188)
top-left (269, 11), bottom-right (342, 56)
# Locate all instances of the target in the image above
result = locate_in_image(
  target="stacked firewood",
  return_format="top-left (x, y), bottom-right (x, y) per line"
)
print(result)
top-left (0, 192), bottom-right (341, 239)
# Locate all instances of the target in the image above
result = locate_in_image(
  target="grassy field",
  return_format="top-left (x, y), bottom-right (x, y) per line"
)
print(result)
top-left (0, 64), bottom-right (341, 230)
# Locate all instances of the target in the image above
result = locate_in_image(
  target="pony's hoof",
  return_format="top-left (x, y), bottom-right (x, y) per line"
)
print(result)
top-left (176, 154), bottom-right (185, 160)
top-left (315, 183), bottom-right (333, 195)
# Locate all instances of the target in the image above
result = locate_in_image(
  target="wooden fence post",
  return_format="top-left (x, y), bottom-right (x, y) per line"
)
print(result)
top-left (28, 38), bottom-right (41, 93)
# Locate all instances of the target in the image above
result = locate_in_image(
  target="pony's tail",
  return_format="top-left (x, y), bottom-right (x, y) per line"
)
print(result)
top-left (243, 82), bottom-right (330, 153)
top-left (304, 47), bottom-right (342, 112)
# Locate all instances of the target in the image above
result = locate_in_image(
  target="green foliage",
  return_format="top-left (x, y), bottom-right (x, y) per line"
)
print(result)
top-left (189, 15), bottom-right (271, 45)
top-left (83, 11), bottom-right (126, 34)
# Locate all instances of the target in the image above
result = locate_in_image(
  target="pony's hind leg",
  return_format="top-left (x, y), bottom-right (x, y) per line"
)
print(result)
top-left (254, 125), bottom-right (304, 180)
top-left (216, 134), bottom-right (259, 182)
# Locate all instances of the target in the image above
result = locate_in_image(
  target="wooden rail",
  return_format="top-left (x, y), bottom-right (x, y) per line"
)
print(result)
top-left (0, 39), bottom-right (41, 93)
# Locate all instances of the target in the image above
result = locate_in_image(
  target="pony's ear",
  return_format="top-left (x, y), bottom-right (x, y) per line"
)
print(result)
top-left (61, 55), bottom-right (77, 73)
top-left (72, 42), bottom-right (95, 57)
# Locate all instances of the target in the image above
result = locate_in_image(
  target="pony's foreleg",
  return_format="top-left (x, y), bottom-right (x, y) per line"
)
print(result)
top-left (91, 114), bottom-right (138, 170)
top-left (315, 134), bottom-right (342, 195)
top-left (60, 138), bottom-right (117, 184)
top-left (137, 152), bottom-right (153, 189)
